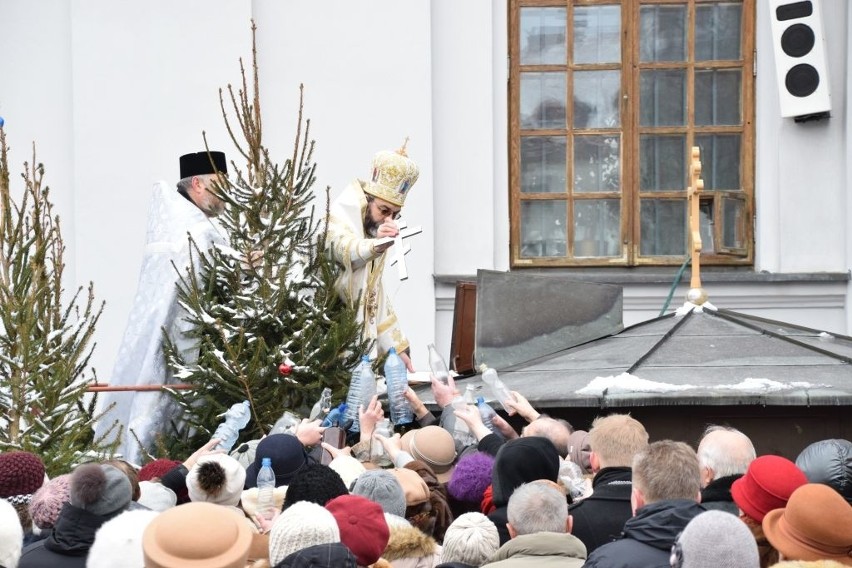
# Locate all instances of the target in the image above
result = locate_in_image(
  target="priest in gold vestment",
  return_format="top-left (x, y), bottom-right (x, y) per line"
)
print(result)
top-left (326, 143), bottom-right (419, 371)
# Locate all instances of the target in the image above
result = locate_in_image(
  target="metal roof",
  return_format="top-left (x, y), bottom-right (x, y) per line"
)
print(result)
top-left (417, 306), bottom-right (852, 409)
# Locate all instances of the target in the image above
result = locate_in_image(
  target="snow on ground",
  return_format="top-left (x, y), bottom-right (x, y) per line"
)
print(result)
top-left (576, 372), bottom-right (828, 396)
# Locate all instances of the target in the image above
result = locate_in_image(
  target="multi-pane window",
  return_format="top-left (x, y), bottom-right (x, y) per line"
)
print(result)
top-left (510, 0), bottom-right (754, 266)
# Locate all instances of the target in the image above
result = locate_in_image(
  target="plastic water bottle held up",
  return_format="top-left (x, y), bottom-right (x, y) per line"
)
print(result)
top-left (476, 396), bottom-right (500, 437)
top-left (370, 418), bottom-right (394, 467)
top-left (310, 388), bottom-right (333, 421)
top-left (427, 343), bottom-right (450, 386)
top-left (480, 364), bottom-right (514, 412)
top-left (256, 457), bottom-right (277, 520)
top-left (450, 396), bottom-right (475, 447)
top-left (270, 410), bottom-right (300, 435)
top-left (463, 384), bottom-right (481, 404)
top-left (344, 356), bottom-right (371, 433)
top-left (212, 400), bottom-right (251, 452)
top-left (384, 347), bottom-right (413, 425)
top-left (360, 359), bottom-right (377, 411)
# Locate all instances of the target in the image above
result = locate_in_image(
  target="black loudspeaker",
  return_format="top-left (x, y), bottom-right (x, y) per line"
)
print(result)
top-left (768, 0), bottom-right (831, 120)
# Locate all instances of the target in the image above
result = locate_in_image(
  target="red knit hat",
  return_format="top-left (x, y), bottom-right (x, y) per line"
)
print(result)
top-left (138, 459), bottom-right (182, 482)
top-left (0, 452), bottom-right (46, 502)
top-left (139, 459), bottom-right (187, 503)
top-left (325, 494), bottom-right (389, 566)
top-left (731, 455), bottom-right (808, 522)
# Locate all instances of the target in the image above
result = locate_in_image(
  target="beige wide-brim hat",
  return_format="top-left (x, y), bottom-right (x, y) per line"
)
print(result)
top-left (401, 426), bottom-right (456, 482)
top-left (143, 502), bottom-right (252, 568)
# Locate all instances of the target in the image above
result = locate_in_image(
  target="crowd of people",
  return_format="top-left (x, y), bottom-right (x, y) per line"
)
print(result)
top-left (1, 376), bottom-right (850, 568)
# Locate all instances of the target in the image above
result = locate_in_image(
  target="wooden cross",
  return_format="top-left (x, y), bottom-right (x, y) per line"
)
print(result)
top-left (377, 220), bottom-right (422, 281)
top-left (686, 146), bottom-right (708, 304)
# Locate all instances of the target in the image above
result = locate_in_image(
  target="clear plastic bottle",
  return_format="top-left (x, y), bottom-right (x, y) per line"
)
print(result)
top-left (451, 395), bottom-right (475, 446)
top-left (212, 400), bottom-right (251, 452)
top-left (310, 387), bottom-right (332, 421)
top-left (480, 364), bottom-right (514, 412)
top-left (270, 410), bottom-right (300, 435)
top-left (476, 396), bottom-right (499, 436)
top-left (463, 383), bottom-right (481, 404)
top-left (360, 360), bottom-right (377, 411)
top-left (384, 347), bottom-right (413, 425)
top-left (256, 457), bottom-right (277, 520)
top-left (427, 343), bottom-right (450, 385)
top-left (344, 356), bottom-right (370, 433)
top-left (370, 418), bottom-right (394, 467)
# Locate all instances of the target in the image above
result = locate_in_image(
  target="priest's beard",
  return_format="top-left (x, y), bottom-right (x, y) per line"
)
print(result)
top-left (364, 212), bottom-right (379, 237)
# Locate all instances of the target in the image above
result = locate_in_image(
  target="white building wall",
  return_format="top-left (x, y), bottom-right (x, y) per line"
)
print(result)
top-left (0, 0), bottom-right (849, 379)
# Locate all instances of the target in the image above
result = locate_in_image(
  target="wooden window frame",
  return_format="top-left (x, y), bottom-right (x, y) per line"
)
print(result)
top-left (509, 0), bottom-right (755, 267)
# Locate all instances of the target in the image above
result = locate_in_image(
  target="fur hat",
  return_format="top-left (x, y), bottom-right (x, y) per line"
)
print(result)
top-left (731, 455), bottom-right (808, 522)
top-left (672, 510), bottom-right (759, 568)
top-left (275, 542), bottom-right (357, 568)
top-left (0, 498), bottom-right (23, 568)
top-left (328, 455), bottom-right (366, 489)
top-left (70, 463), bottom-right (132, 517)
top-left (29, 473), bottom-right (70, 529)
top-left (763, 483), bottom-right (852, 564)
top-left (448, 452), bottom-right (495, 504)
top-left (245, 434), bottom-right (308, 488)
top-left (240, 485), bottom-right (288, 520)
top-left (325, 494), bottom-right (390, 566)
top-left (0, 451), bottom-right (46, 504)
top-left (796, 439), bottom-right (852, 504)
top-left (186, 454), bottom-right (246, 507)
top-left (352, 470), bottom-right (407, 518)
top-left (143, 502), bottom-right (252, 568)
top-left (401, 426), bottom-right (456, 481)
top-left (138, 481), bottom-right (177, 512)
top-left (441, 512), bottom-right (500, 567)
top-left (269, 501), bottom-right (341, 565)
top-left (283, 463), bottom-right (348, 509)
top-left (87, 509), bottom-right (159, 568)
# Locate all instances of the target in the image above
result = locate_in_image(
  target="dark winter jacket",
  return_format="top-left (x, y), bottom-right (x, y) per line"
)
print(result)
top-left (275, 542), bottom-right (357, 568)
top-left (18, 503), bottom-right (118, 568)
top-left (488, 437), bottom-right (561, 545)
top-left (583, 499), bottom-right (706, 568)
top-left (699, 473), bottom-right (742, 515)
top-left (568, 467), bottom-right (633, 554)
top-left (795, 438), bottom-right (852, 503)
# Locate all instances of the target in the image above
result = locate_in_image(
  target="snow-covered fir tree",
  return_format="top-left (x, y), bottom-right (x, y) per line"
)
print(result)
top-left (0, 122), bottom-right (117, 476)
top-left (162, 25), bottom-right (368, 454)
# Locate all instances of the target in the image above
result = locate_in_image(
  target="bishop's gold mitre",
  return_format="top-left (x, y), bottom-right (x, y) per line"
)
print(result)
top-left (364, 139), bottom-right (419, 207)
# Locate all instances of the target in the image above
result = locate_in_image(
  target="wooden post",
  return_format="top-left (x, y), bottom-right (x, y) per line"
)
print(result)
top-left (687, 147), bottom-right (708, 305)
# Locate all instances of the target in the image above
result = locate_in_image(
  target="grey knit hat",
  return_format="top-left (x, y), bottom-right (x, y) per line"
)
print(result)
top-left (268, 501), bottom-right (340, 565)
top-left (351, 469), bottom-right (406, 518)
top-left (441, 512), bottom-right (500, 567)
top-left (672, 510), bottom-right (760, 568)
top-left (70, 464), bottom-right (132, 517)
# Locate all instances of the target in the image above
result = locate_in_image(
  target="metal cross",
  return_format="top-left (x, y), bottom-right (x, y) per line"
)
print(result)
top-left (387, 220), bottom-right (422, 281)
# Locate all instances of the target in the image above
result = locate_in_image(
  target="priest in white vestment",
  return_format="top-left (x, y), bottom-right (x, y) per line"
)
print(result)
top-left (94, 151), bottom-right (228, 463)
top-left (326, 143), bottom-right (419, 372)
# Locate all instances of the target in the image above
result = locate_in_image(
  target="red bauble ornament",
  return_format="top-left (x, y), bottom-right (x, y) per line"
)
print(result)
top-left (278, 363), bottom-right (293, 376)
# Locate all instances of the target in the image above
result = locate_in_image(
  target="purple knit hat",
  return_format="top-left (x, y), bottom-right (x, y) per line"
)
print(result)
top-left (29, 474), bottom-right (71, 529)
top-left (448, 452), bottom-right (495, 504)
top-left (0, 451), bottom-right (46, 504)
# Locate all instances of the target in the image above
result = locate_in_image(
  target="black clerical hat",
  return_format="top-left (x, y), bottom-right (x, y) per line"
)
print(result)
top-left (179, 151), bottom-right (228, 178)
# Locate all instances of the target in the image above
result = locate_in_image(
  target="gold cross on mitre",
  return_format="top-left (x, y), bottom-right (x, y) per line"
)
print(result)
top-left (686, 146), bottom-right (708, 306)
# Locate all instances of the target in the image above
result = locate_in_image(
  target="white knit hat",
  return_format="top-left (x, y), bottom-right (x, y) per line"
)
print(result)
top-left (268, 501), bottom-right (340, 565)
top-left (186, 454), bottom-right (246, 507)
top-left (138, 481), bottom-right (176, 512)
top-left (673, 510), bottom-right (760, 568)
top-left (87, 509), bottom-right (159, 568)
top-left (0, 498), bottom-right (23, 568)
top-left (441, 512), bottom-right (500, 567)
top-left (327, 455), bottom-right (366, 489)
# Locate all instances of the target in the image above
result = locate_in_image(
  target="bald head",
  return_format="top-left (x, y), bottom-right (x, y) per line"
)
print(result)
top-left (523, 417), bottom-right (571, 458)
top-left (697, 426), bottom-right (756, 487)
